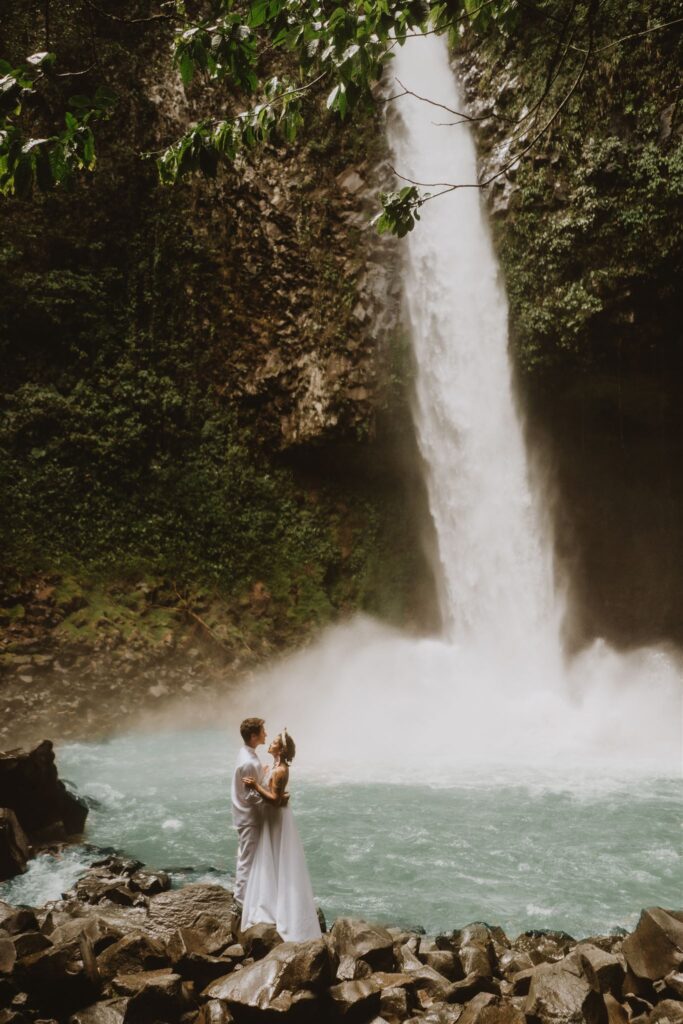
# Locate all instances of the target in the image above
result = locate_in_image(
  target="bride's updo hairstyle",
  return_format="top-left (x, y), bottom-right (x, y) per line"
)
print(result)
top-left (278, 729), bottom-right (296, 764)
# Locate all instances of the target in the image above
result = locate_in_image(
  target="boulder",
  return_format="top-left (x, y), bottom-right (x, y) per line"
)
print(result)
top-left (649, 1003), bottom-right (683, 1024)
top-left (447, 972), bottom-right (500, 1002)
top-left (329, 978), bottom-right (382, 1020)
top-left (331, 918), bottom-right (396, 972)
top-left (0, 904), bottom-right (38, 936)
top-left (524, 953), bottom-right (606, 1024)
top-left (68, 998), bottom-right (130, 1024)
top-left (0, 742), bottom-right (88, 837)
top-left (622, 909), bottom-right (683, 982)
top-left (12, 932), bottom-right (52, 958)
top-left (203, 938), bottom-right (332, 1016)
top-left (128, 869), bottom-right (170, 897)
top-left (145, 884), bottom-right (238, 951)
top-left (14, 944), bottom-right (98, 1015)
top-left (195, 1001), bottom-right (235, 1024)
top-left (500, 950), bottom-right (535, 976)
top-left (0, 930), bottom-right (16, 974)
top-left (397, 942), bottom-right (452, 1001)
top-left (603, 993), bottom-right (629, 1024)
top-left (512, 932), bottom-right (576, 966)
top-left (576, 944), bottom-right (624, 994)
top-left (458, 991), bottom-right (499, 1024)
top-left (239, 922), bottom-right (282, 960)
top-left (167, 929), bottom-right (237, 989)
top-left (510, 967), bottom-right (536, 996)
top-left (336, 953), bottom-right (373, 982)
top-left (47, 914), bottom-right (123, 956)
top-left (0, 809), bottom-right (30, 881)
top-left (662, 971), bottom-right (683, 999)
top-left (96, 931), bottom-right (167, 980)
top-left (111, 966), bottom-right (182, 997)
top-left (380, 982), bottom-right (409, 1021)
top-left (421, 950), bottom-right (463, 981)
top-left (477, 1002), bottom-right (527, 1024)
top-left (460, 942), bottom-right (497, 979)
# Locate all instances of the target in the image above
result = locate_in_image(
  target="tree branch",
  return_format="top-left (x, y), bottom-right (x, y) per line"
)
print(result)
top-left (84, 0), bottom-right (173, 24)
top-left (571, 15), bottom-right (683, 54)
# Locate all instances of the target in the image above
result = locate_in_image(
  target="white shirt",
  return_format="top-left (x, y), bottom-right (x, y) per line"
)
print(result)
top-left (231, 744), bottom-right (264, 828)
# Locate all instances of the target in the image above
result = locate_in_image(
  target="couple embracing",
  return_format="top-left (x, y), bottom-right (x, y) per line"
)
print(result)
top-left (231, 717), bottom-right (321, 943)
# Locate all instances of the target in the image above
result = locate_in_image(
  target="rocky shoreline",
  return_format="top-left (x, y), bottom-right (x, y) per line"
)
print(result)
top-left (1, 743), bottom-right (682, 1024)
top-left (1, 851), bottom-right (682, 1024)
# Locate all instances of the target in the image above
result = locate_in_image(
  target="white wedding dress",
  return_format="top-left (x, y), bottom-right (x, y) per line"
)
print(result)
top-left (241, 781), bottom-right (321, 942)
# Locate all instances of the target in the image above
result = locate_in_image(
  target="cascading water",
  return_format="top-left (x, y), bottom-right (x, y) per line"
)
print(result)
top-left (391, 34), bottom-right (562, 666)
top-left (223, 33), bottom-right (681, 774)
top-left (4, 33), bottom-right (680, 936)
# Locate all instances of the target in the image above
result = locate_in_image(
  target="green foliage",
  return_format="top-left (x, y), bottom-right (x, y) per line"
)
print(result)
top-left (156, 0), bottom-right (512, 232)
top-left (0, 51), bottom-right (115, 197)
top-left (373, 186), bottom-right (425, 237)
top-left (477, 0), bottom-right (683, 374)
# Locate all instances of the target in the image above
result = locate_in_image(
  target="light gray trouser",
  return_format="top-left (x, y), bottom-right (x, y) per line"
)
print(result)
top-left (234, 820), bottom-right (260, 905)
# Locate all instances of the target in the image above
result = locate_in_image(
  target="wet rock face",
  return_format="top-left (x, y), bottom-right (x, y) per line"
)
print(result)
top-left (0, 809), bottom-right (30, 882)
top-left (0, 740), bottom-right (88, 839)
top-left (0, 856), bottom-right (680, 1024)
top-left (622, 909), bottom-right (683, 983)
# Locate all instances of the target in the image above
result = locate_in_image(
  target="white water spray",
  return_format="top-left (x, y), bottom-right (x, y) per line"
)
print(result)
top-left (225, 35), bottom-right (681, 778)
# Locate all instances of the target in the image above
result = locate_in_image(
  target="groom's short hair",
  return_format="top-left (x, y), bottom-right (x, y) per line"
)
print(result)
top-left (240, 717), bottom-right (264, 742)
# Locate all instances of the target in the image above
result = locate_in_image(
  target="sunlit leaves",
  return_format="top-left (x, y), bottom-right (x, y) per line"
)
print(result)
top-left (0, 54), bottom-right (115, 198)
top-left (161, 0), bottom-right (510, 233)
top-left (157, 75), bottom-right (304, 185)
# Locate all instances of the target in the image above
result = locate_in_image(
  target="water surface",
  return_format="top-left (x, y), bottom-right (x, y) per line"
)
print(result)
top-left (2, 728), bottom-right (679, 938)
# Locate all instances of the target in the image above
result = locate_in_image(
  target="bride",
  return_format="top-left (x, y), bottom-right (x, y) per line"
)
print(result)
top-left (242, 729), bottom-right (321, 942)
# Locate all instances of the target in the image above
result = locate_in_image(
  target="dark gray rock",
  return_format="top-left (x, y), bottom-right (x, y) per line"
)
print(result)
top-left (662, 970), bottom-right (683, 999)
top-left (12, 932), bottom-right (52, 959)
top-left (458, 991), bottom-right (499, 1024)
top-left (128, 869), bottom-right (170, 897)
top-left (14, 943), bottom-right (98, 1015)
top-left (397, 942), bottom-right (452, 1001)
top-left (0, 904), bottom-right (38, 936)
top-left (447, 971), bottom-right (500, 1002)
top-left (96, 931), bottom-right (167, 980)
top-left (336, 953), bottom-right (372, 982)
top-left (510, 966), bottom-right (536, 996)
top-left (420, 950), bottom-right (463, 982)
top-left (47, 914), bottom-right (124, 956)
top-left (0, 742), bottom-right (88, 838)
top-left (203, 938), bottom-right (332, 1015)
top-left (649, 1001), bottom-right (683, 1024)
top-left (0, 929), bottom-right (16, 974)
top-left (476, 1000), bottom-right (527, 1024)
top-left (524, 953), bottom-right (606, 1024)
top-left (576, 944), bottom-right (624, 994)
top-left (512, 931), bottom-right (576, 967)
top-left (622, 909), bottom-right (683, 982)
top-left (603, 993), bottom-right (629, 1024)
top-left (68, 998), bottom-right (130, 1024)
top-left (329, 977), bottom-right (382, 1019)
top-left (331, 918), bottom-right (395, 972)
top-left (239, 922), bottom-right (283, 960)
top-left (195, 1000), bottom-right (235, 1024)
top-left (0, 809), bottom-right (30, 881)
top-left (145, 884), bottom-right (238, 951)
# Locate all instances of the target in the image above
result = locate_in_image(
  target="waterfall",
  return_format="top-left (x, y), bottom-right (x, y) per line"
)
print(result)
top-left (389, 35), bottom-right (562, 665)
top-left (222, 35), bottom-right (681, 778)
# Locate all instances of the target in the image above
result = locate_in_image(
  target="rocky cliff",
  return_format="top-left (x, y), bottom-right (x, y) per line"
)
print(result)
top-left (0, 0), bottom-right (438, 730)
top-left (1, 1), bottom-right (681, 737)
top-left (460, 1), bottom-right (683, 647)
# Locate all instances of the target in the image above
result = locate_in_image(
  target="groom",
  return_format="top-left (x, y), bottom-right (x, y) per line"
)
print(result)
top-left (231, 716), bottom-right (266, 907)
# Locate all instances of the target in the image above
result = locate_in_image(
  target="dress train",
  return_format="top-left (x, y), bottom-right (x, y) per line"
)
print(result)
top-left (241, 802), bottom-right (321, 942)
